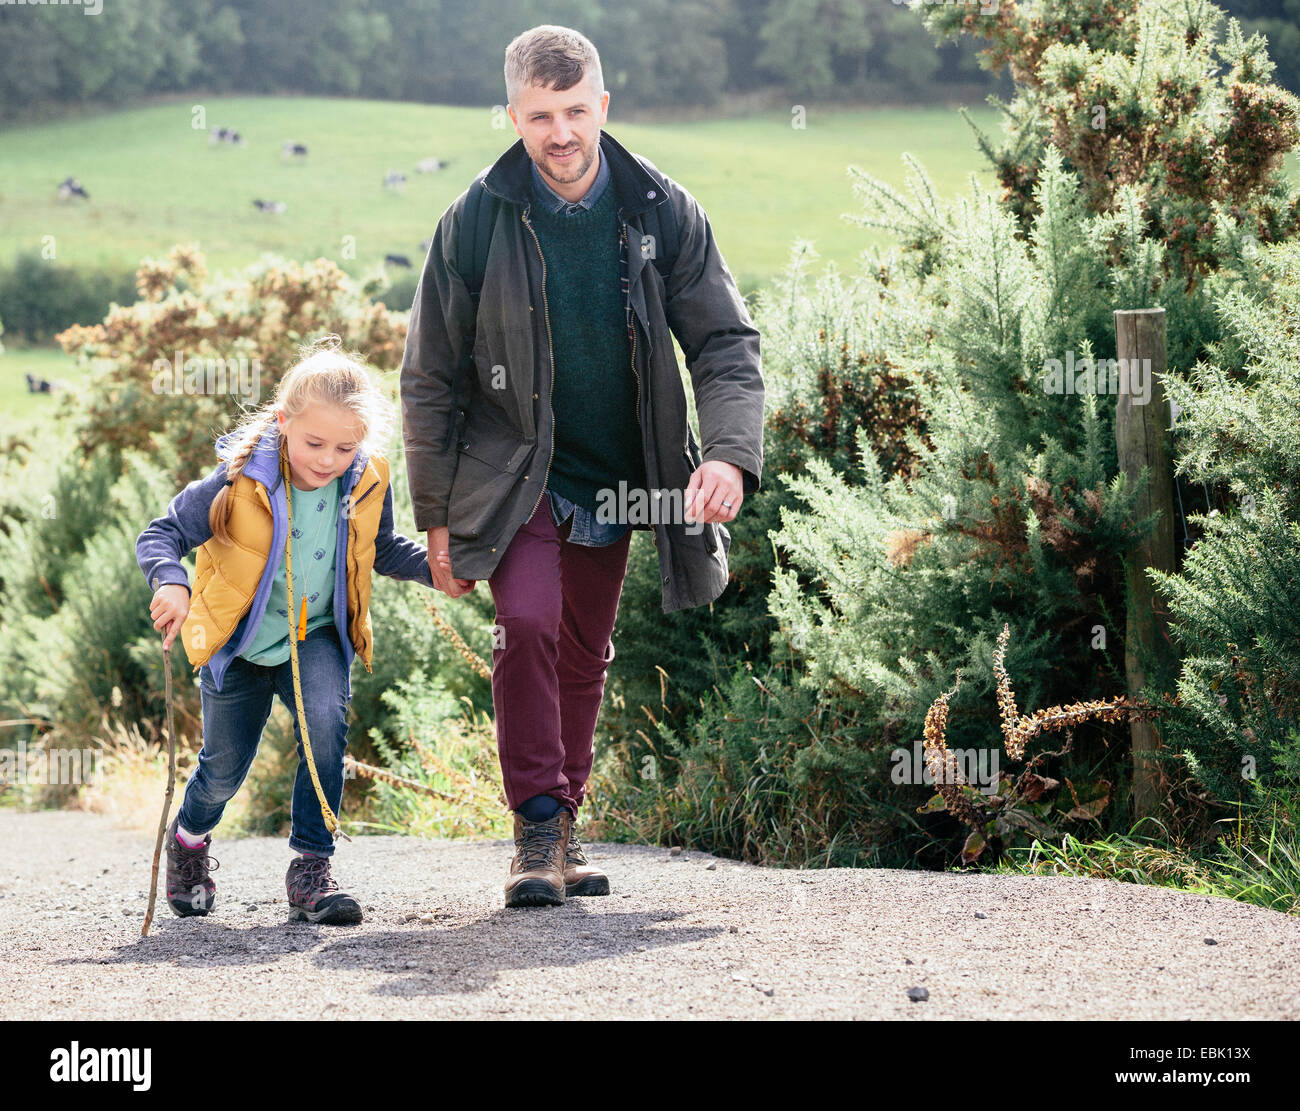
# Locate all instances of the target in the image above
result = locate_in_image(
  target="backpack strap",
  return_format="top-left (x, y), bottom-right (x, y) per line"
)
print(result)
top-left (638, 189), bottom-right (680, 286)
top-left (459, 175), bottom-right (501, 306)
top-left (444, 177), bottom-right (499, 450)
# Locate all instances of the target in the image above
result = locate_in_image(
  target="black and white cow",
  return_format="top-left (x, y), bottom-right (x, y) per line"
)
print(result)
top-left (57, 177), bottom-right (89, 201)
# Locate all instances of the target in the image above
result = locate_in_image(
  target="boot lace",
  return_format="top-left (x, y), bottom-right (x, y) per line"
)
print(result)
top-left (516, 819), bottom-right (563, 872)
top-left (174, 847), bottom-right (218, 885)
top-left (566, 825), bottom-right (588, 866)
top-left (290, 856), bottom-right (338, 899)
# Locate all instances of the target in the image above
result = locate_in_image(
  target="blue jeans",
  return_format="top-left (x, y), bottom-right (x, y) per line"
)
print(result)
top-left (179, 623), bottom-right (352, 856)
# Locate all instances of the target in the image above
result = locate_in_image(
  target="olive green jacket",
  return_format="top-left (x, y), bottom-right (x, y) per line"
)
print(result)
top-left (399, 129), bottom-right (764, 613)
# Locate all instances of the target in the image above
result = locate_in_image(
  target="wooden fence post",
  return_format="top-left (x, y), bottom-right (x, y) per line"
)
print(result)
top-left (1114, 308), bottom-right (1176, 821)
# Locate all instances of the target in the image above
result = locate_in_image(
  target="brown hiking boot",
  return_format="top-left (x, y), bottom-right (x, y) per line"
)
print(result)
top-left (286, 855), bottom-right (363, 925)
top-left (164, 815), bottom-right (218, 917)
top-left (564, 822), bottom-right (610, 897)
top-left (505, 808), bottom-right (570, 908)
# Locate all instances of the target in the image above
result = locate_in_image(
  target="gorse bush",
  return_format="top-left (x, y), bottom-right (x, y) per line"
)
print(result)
top-left (2, 272), bottom-right (497, 834)
top-left (767, 147), bottom-right (1164, 805)
top-left (926, 0), bottom-right (1300, 373)
top-left (56, 244), bottom-right (406, 482)
top-left (1151, 239), bottom-right (1300, 798)
top-left (753, 0), bottom-right (1298, 858)
top-left (0, 431), bottom-right (193, 742)
top-left (925, 0), bottom-right (1300, 272)
top-left (598, 0), bottom-right (1299, 867)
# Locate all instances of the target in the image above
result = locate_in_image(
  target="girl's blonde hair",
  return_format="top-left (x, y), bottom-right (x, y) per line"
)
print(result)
top-left (208, 335), bottom-right (393, 545)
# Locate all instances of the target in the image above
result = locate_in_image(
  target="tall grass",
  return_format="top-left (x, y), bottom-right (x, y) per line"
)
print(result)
top-left (347, 681), bottom-right (511, 841)
top-left (993, 791), bottom-right (1300, 914)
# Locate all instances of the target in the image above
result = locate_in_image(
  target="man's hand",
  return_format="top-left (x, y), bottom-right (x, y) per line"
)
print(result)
top-left (685, 460), bottom-right (744, 525)
top-left (426, 526), bottom-right (477, 598)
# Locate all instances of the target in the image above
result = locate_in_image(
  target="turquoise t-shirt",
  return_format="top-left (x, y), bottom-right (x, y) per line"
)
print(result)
top-left (240, 476), bottom-right (342, 666)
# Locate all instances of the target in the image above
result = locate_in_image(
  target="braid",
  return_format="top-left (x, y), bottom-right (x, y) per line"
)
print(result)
top-left (208, 407), bottom-right (277, 544)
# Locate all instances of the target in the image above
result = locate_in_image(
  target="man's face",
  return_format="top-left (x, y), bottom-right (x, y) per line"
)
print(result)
top-left (509, 72), bottom-right (609, 194)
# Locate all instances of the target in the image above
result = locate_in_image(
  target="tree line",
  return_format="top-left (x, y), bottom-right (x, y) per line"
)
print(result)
top-left (4, 0), bottom-right (1009, 121)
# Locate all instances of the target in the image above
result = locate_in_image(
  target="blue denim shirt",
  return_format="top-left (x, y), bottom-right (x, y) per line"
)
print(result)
top-left (530, 146), bottom-right (631, 548)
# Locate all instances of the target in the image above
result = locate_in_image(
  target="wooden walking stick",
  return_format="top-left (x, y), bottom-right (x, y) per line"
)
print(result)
top-left (142, 639), bottom-right (179, 937)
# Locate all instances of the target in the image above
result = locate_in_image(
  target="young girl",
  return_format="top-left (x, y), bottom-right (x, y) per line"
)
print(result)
top-left (136, 336), bottom-right (434, 925)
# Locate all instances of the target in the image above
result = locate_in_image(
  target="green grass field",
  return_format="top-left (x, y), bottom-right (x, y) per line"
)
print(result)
top-left (0, 343), bottom-right (104, 426)
top-left (0, 97), bottom-right (1000, 284)
top-left (4, 94), bottom-right (1300, 429)
top-left (0, 96), bottom-right (1007, 426)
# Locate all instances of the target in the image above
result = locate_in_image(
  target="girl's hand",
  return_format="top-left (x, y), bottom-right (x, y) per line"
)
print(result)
top-left (150, 584), bottom-right (191, 650)
top-left (426, 528), bottom-right (476, 598)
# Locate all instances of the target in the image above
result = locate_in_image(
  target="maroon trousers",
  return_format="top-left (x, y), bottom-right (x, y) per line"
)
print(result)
top-left (487, 498), bottom-right (633, 816)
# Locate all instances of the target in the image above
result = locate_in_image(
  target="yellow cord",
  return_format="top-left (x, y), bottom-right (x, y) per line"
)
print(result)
top-left (281, 450), bottom-right (351, 843)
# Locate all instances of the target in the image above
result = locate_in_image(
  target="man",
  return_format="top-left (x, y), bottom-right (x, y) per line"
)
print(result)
top-left (399, 24), bottom-right (764, 908)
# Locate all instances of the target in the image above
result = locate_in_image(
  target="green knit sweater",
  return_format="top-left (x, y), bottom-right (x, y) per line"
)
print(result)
top-left (528, 185), bottom-right (647, 513)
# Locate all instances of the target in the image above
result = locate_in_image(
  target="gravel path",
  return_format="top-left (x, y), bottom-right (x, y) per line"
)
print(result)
top-left (2, 810), bottom-right (1297, 1020)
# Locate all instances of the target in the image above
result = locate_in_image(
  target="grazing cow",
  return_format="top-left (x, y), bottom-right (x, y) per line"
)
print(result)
top-left (210, 127), bottom-right (245, 146)
top-left (384, 253), bottom-right (412, 268)
top-left (416, 156), bottom-right (451, 174)
top-left (57, 177), bottom-right (89, 201)
top-left (25, 373), bottom-right (55, 394)
top-left (383, 171), bottom-right (407, 193)
top-left (253, 199), bottom-right (287, 214)
top-left (282, 141), bottom-right (308, 159)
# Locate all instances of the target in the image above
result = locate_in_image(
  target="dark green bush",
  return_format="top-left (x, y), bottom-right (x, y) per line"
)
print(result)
top-left (0, 252), bottom-right (137, 344)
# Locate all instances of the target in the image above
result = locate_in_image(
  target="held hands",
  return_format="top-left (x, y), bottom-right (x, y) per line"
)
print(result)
top-left (150, 584), bottom-right (191, 650)
top-left (426, 526), bottom-right (476, 598)
top-left (685, 460), bottom-right (744, 525)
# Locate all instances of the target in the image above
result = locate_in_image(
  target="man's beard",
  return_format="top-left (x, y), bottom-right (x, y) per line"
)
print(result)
top-left (535, 139), bottom-right (594, 185)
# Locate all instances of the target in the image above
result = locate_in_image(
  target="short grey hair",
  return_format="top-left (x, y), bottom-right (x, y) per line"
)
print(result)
top-left (504, 24), bottom-right (605, 108)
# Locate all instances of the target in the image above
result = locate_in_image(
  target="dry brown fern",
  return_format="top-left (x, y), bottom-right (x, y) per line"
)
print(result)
top-left (991, 623), bottom-right (1160, 760)
top-left (920, 624), bottom-right (1164, 846)
top-left (922, 674), bottom-right (985, 832)
top-left (420, 593), bottom-right (492, 681)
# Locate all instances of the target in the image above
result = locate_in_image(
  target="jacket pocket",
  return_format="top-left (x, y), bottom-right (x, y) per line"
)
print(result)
top-left (447, 425), bottom-right (535, 544)
top-left (457, 432), bottom-right (531, 474)
top-left (472, 325), bottom-right (536, 442)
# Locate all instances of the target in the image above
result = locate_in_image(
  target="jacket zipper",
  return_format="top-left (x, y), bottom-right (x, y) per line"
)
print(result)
top-left (348, 478), bottom-right (378, 671)
top-left (621, 224), bottom-right (645, 433)
top-left (522, 206), bottom-right (556, 522)
top-left (623, 223), bottom-right (653, 546)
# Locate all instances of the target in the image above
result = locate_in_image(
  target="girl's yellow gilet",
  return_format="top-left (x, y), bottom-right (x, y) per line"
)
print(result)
top-left (179, 455), bottom-right (390, 673)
